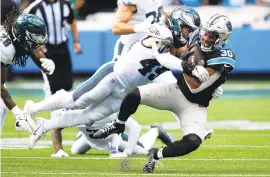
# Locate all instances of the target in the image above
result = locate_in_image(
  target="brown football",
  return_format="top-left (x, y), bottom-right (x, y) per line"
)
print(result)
top-left (184, 45), bottom-right (206, 89)
top-left (188, 45), bottom-right (205, 67)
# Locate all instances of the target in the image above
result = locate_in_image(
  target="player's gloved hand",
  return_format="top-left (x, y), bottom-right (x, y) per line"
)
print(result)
top-left (11, 106), bottom-right (36, 133)
top-left (180, 50), bottom-right (194, 61)
top-left (192, 65), bottom-right (209, 82)
top-left (157, 37), bottom-right (173, 54)
top-left (212, 86), bottom-right (223, 99)
top-left (134, 15), bottom-right (154, 33)
top-left (40, 58), bottom-right (55, 75)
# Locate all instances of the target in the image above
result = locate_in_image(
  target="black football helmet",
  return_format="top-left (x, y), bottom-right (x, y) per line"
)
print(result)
top-left (12, 14), bottom-right (47, 53)
top-left (165, 6), bottom-right (201, 48)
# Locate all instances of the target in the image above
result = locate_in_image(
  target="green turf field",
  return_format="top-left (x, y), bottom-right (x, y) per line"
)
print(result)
top-left (1, 81), bottom-right (270, 177)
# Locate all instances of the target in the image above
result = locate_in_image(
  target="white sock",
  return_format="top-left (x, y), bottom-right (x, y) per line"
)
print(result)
top-left (116, 119), bottom-right (125, 124)
top-left (157, 148), bottom-right (164, 159)
top-left (139, 128), bottom-right (159, 151)
top-left (30, 90), bottom-right (75, 115)
top-left (123, 117), bottom-right (141, 155)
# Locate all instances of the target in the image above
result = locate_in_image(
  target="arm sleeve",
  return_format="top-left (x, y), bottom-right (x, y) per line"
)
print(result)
top-left (152, 40), bottom-right (183, 71)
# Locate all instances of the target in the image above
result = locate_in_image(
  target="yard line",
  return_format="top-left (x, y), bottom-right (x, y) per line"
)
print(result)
top-left (3, 132), bottom-right (270, 136)
top-left (2, 156), bottom-right (270, 161)
top-left (2, 172), bottom-right (270, 176)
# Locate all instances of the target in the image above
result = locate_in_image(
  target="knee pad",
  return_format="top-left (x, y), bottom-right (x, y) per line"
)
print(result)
top-left (183, 134), bottom-right (202, 149)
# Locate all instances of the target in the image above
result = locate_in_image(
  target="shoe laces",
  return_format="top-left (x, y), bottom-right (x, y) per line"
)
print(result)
top-left (102, 123), bottom-right (116, 133)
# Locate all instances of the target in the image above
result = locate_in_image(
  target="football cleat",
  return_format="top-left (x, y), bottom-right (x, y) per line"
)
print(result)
top-left (28, 117), bottom-right (47, 150)
top-left (51, 149), bottom-right (69, 158)
top-left (151, 123), bottom-right (174, 146)
top-left (204, 129), bottom-right (214, 140)
top-left (143, 148), bottom-right (159, 173)
top-left (93, 121), bottom-right (125, 139)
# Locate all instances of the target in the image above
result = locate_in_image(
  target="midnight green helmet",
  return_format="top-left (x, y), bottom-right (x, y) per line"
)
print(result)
top-left (12, 14), bottom-right (47, 52)
top-left (166, 6), bottom-right (201, 48)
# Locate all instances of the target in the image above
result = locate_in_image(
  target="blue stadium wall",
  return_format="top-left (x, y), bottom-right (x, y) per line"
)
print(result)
top-left (12, 28), bottom-right (270, 74)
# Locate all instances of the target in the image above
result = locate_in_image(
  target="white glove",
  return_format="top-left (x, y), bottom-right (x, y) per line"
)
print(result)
top-left (212, 86), bottom-right (223, 99)
top-left (134, 15), bottom-right (154, 33)
top-left (192, 66), bottom-right (210, 82)
top-left (40, 58), bottom-right (55, 75)
top-left (12, 106), bottom-right (36, 134)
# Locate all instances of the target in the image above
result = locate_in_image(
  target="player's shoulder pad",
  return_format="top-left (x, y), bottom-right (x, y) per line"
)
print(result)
top-left (207, 46), bottom-right (236, 69)
top-left (118, 0), bottom-right (138, 6)
top-left (147, 23), bottom-right (172, 40)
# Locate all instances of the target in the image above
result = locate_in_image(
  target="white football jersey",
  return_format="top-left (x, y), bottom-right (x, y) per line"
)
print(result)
top-left (117, 0), bottom-right (163, 47)
top-left (114, 23), bottom-right (173, 89)
top-left (0, 27), bottom-right (16, 67)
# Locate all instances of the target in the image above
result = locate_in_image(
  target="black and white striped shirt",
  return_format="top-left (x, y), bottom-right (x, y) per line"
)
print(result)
top-left (25, 0), bottom-right (74, 45)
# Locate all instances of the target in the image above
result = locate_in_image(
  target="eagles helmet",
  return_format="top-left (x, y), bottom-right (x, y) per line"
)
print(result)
top-left (200, 14), bottom-right (232, 52)
top-left (165, 6), bottom-right (201, 48)
top-left (12, 14), bottom-right (47, 53)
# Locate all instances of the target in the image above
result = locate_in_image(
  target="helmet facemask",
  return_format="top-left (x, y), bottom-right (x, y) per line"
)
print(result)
top-left (199, 28), bottom-right (219, 52)
top-left (200, 14), bottom-right (232, 52)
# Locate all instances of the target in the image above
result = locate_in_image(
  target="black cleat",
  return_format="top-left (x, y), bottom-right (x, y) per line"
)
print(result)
top-left (143, 148), bottom-right (159, 173)
top-left (93, 121), bottom-right (125, 139)
top-left (151, 123), bottom-right (173, 146)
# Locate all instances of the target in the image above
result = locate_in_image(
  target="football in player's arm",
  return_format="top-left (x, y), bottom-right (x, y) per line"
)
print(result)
top-left (0, 11), bottom-right (55, 133)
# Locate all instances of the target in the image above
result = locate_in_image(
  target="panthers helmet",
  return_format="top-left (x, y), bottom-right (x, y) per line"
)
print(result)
top-left (200, 14), bottom-right (232, 52)
top-left (165, 6), bottom-right (201, 48)
top-left (12, 14), bottom-right (47, 53)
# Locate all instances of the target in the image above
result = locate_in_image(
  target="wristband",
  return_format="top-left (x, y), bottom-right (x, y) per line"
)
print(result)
top-left (11, 106), bottom-right (22, 117)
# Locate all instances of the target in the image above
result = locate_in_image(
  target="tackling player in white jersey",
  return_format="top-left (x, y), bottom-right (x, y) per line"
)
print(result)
top-left (112, 0), bottom-right (163, 61)
top-left (0, 10), bottom-right (55, 133)
top-left (95, 14), bottom-right (234, 173)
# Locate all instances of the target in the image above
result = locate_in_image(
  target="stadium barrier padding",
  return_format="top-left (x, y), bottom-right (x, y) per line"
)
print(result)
top-left (12, 28), bottom-right (270, 73)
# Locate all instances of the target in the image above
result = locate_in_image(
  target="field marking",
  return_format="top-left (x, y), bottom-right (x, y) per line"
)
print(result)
top-left (3, 132), bottom-right (270, 136)
top-left (2, 156), bottom-right (270, 161)
top-left (2, 172), bottom-right (270, 176)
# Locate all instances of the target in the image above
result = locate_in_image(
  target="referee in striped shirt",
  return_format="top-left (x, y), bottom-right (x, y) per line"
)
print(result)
top-left (25, 0), bottom-right (81, 157)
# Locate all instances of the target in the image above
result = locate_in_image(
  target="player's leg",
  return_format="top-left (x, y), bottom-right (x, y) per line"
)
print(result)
top-left (143, 97), bottom-right (208, 173)
top-left (28, 95), bottom-right (123, 149)
top-left (24, 61), bottom-right (115, 116)
top-left (71, 131), bottom-right (92, 155)
top-left (0, 108), bottom-right (7, 132)
top-left (152, 71), bottom-right (181, 125)
top-left (93, 83), bottom-right (180, 139)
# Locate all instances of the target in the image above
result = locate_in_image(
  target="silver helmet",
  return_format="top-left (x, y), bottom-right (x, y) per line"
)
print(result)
top-left (200, 14), bottom-right (232, 52)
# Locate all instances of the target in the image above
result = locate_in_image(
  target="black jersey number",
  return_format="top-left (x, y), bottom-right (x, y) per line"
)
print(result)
top-left (145, 6), bottom-right (163, 23)
top-left (138, 59), bottom-right (169, 80)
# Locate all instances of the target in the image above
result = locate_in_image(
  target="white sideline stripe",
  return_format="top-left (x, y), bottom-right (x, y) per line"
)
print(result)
top-left (3, 132), bottom-right (270, 136)
top-left (2, 156), bottom-right (270, 161)
top-left (2, 172), bottom-right (270, 176)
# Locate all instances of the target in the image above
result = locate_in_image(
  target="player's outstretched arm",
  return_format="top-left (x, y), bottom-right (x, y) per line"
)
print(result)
top-left (1, 67), bottom-right (35, 133)
top-left (112, 4), bottom-right (153, 34)
top-left (31, 50), bottom-right (55, 75)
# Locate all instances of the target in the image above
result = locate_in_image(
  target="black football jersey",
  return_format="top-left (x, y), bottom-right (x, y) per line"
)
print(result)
top-left (177, 29), bottom-right (236, 107)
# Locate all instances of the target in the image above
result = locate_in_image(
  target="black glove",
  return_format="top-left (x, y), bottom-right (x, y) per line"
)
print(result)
top-left (156, 37), bottom-right (173, 54)
top-left (180, 50), bottom-right (194, 61)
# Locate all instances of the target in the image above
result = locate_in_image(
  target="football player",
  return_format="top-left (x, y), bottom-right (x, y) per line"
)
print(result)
top-left (94, 14), bottom-right (235, 173)
top-left (1, 10), bottom-right (55, 133)
top-left (26, 6), bottom-right (206, 150)
top-left (111, 0), bottom-right (163, 61)
top-left (71, 113), bottom-right (173, 158)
